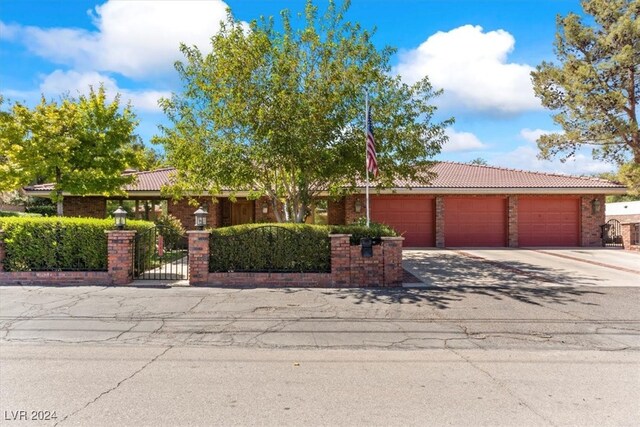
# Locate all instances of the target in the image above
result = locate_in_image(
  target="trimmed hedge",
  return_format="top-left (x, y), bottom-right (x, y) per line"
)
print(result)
top-left (25, 205), bottom-right (57, 216)
top-left (0, 217), bottom-right (153, 272)
top-left (209, 223), bottom-right (332, 273)
top-left (208, 222), bottom-right (399, 273)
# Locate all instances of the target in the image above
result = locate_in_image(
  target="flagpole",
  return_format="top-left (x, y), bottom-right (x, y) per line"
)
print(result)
top-left (365, 90), bottom-right (370, 228)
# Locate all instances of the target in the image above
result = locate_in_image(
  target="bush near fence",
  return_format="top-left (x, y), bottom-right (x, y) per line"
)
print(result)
top-left (0, 210), bottom-right (41, 218)
top-left (0, 217), bottom-right (153, 272)
top-left (208, 223), bottom-right (398, 273)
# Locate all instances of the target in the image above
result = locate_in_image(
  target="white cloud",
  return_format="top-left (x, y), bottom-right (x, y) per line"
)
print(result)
top-left (492, 145), bottom-right (615, 175)
top-left (395, 25), bottom-right (540, 114)
top-left (40, 70), bottom-right (169, 112)
top-left (520, 128), bottom-right (557, 144)
top-left (442, 128), bottom-right (487, 152)
top-left (10, 0), bottom-right (236, 79)
top-left (0, 21), bottom-right (20, 40)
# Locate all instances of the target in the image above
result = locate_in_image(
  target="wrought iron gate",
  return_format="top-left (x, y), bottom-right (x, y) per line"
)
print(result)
top-left (134, 225), bottom-right (189, 280)
top-left (601, 219), bottom-right (623, 248)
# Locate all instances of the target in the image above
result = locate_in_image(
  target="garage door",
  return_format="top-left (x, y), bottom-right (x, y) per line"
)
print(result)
top-left (370, 196), bottom-right (434, 247)
top-left (518, 197), bottom-right (579, 246)
top-left (444, 197), bottom-right (507, 247)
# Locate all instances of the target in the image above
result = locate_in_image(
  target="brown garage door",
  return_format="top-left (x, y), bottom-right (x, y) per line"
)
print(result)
top-left (370, 196), bottom-right (434, 247)
top-left (518, 197), bottom-right (579, 246)
top-left (444, 197), bottom-right (507, 247)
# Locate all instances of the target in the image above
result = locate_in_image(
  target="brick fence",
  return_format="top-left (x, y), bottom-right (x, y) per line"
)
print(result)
top-left (0, 230), bottom-right (136, 285)
top-left (189, 231), bottom-right (404, 288)
top-left (1, 229), bottom-right (404, 287)
top-left (621, 223), bottom-right (640, 252)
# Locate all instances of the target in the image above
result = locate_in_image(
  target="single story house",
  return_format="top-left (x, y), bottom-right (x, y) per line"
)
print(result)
top-left (24, 162), bottom-right (627, 248)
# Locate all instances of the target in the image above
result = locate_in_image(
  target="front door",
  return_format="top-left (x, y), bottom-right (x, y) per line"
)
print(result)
top-left (232, 200), bottom-right (254, 225)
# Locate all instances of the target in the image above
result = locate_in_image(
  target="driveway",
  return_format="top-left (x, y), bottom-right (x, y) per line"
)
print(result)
top-left (403, 248), bottom-right (640, 288)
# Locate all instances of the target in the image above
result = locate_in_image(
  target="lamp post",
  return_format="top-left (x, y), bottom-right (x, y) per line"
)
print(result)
top-left (113, 206), bottom-right (127, 230)
top-left (194, 207), bottom-right (207, 230)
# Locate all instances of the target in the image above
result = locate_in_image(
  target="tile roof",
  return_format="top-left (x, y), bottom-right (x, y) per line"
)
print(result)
top-left (24, 162), bottom-right (625, 193)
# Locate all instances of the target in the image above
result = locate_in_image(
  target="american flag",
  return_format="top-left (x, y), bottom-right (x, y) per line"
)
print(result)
top-left (366, 106), bottom-right (379, 178)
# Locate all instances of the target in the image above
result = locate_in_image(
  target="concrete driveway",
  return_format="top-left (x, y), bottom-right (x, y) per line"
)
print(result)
top-left (403, 248), bottom-right (640, 288)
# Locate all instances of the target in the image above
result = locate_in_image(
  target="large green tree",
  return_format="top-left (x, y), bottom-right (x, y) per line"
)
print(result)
top-left (0, 86), bottom-right (140, 215)
top-left (531, 0), bottom-right (639, 172)
top-left (156, 0), bottom-right (451, 222)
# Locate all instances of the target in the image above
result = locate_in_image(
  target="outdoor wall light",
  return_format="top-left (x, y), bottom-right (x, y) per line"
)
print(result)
top-left (113, 206), bottom-right (127, 230)
top-left (194, 207), bottom-right (207, 230)
top-left (591, 198), bottom-right (601, 215)
top-left (354, 199), bottom-right (362, 213)
top-left (262, 202), bottom-right (269, 214)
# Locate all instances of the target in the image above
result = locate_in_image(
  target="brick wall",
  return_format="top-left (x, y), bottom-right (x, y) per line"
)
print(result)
top-left (621, 223), bottom-right (640, 251)
top-left (63, 196), bottom-right (106, 218)
top-left (168, 197), bottom-right (220, 230)
top-left (435, 196), bottom-right (445, 248)
top-left (254, 196), bottom-right (278, 223)
top-left (581, 195), bottom-right (606, 247)
top-left (0, 230), bottom-right (135, 286)
top-left (327, 198), bottom-right (345, 225)
top-left (191, 232), bottom-right (404, 288)
top-left (344, 194), bottom-right (366, 224)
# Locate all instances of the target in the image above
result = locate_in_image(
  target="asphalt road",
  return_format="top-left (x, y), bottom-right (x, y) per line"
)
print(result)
top-left (1, 248), bottom-right (639, 426)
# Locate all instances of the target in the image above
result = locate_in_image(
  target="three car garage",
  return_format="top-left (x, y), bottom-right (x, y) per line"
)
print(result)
top-left (362, 162), bottom-right (625, 248)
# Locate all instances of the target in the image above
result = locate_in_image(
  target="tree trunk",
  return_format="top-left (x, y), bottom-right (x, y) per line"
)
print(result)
top-left (56, 194), bottom-right (63, 216)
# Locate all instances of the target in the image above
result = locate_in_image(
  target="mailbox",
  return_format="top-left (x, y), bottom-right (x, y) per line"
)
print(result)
top-left (360, 237), bottom-right (373, 258)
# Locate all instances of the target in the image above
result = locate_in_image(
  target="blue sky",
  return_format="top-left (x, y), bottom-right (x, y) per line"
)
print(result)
top-left (0, 0), bottom-right (613, 175)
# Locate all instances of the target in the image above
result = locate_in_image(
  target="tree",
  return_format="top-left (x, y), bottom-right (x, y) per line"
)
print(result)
top-left (469, 158), bottom-right (488, 166)
top-left (155, 0), bottom-right (452, 222)
top-left (0, 86), bottom-right (140, 215)
top-left (531, 0), bottom-right (639, 170)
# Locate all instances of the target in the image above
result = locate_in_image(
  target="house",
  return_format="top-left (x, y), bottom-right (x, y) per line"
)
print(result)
top-left (606, 200), bottom-right (640, 224)
top-left (23, 162), bottom-right (627, 248)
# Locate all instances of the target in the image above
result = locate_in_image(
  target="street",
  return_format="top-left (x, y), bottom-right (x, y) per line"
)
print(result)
top-left (1, 249), bottom-right (639, 426)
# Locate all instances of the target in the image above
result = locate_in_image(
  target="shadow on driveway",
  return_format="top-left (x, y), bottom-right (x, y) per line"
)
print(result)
top-left (321, 250), bottom-right (605, 309)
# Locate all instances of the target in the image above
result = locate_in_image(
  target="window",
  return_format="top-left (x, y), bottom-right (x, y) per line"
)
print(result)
top-left (106, 199), bottom-right (167, 221)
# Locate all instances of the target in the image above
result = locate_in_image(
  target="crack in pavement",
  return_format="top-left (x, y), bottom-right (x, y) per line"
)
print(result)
top-left (54, 345), bottom-right (173, 426)
top-left (448, 348), bottom-right (558, 427)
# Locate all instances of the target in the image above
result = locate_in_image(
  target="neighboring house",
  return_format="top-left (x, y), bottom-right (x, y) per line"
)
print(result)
top-left (606, 200), bottom-right (640, 224)
top-left (23, 162), bottom-right (627, 248)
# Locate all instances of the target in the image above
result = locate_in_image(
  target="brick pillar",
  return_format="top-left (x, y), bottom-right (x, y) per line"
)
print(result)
top-left (435, 196), bottom-right (445, 248)
top-left (581, 195), bottom-right (606, 247)
top-left (330, 234), bottom-right (351, 286)
top-left (508, 195), bottom-right (518, 247)
top-left (382, 237), bottom-right (404, 286)
top-left (188, 230), bottom-right (210, 285)
top-left (0, 230), bottom-right (5, 272)
top-left (105, 230), bottom-right (136, 285)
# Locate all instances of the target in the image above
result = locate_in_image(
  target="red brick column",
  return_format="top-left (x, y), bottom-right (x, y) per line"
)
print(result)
top-left (581, 195), bottom-right (606, 247)
top-left (508, 195), bottom-right (518, 247)
top-left (344, 195), bottom-right (366, 224)
top-left (105, 230), bottom-right (136, 285)
top-left (0, 230), bottom-right (5, 272)
top-left (435, 196), bottom-right (445, 248)
top-left (330, 234), bottom-right (351, 286)
top-left (382, 237), bottom-right (404, 286)
top-left (621, 223), bottom-right (640, 251)
top-left (188, 230), bottom-right (210, 285)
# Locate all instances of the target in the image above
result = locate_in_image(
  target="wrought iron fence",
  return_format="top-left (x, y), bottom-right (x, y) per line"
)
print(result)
top-left (134, 225), bottom-right (188, 280)
top-left (601, 219), bottom-right (623, 248)
top-left (209, 225), bottom-right (331, 273)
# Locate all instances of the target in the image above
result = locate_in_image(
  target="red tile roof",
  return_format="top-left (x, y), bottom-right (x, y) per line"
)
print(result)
top-left (24, 162), bottom-right (625, 194)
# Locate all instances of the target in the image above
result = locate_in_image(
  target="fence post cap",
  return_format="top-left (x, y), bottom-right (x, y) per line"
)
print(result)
top-left (187, 230), bottom-right (211, 234)
top-left (329, 234), bottom-right (352, 238)
top-left (104, 229), bottom-right (137, 235)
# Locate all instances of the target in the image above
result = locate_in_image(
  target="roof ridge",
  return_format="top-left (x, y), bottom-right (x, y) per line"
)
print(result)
top-left (128, 167), bottom-right (176, 175)
top-left (438, 160), bottom-right (615, 183)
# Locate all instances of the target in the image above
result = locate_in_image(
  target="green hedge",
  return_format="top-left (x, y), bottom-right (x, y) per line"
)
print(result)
top-left (329, 222), bottom-right (398, 245)
top-left (25, 205), bottom-right (57, 216)
top-left (0, 217), bottom-right (153, 272)
top-left (209, 223), bottom-right (331, 273)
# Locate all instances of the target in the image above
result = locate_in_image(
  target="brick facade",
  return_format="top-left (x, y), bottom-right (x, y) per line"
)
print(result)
top-left (63, 196), bottom-right (106, 218)
top-left (580, 195), bottom-right (606, 247)
top-left (508, 195), bottom-right (518, 248)
top-left (327, 198), bottom-right (345, 225)
top-left (168, 197), bottom-right (220, 230)
top-left (187, 230), bottom-right (210, 285)
top-left (435, 196), bottom-right (445, 248)
top-left (106, 230), bottom-right (136, 285)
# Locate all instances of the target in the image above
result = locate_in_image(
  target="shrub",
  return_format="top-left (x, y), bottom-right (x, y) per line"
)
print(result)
top-left (209, 223), bottom-right (331, 273)
top-left (0, 210), bottom-right (41, 217)
top-left (25, 205), bottom-right (57, 216)
top-left (154, 214), bottom-right (186, 249)
top-left (0, 217), bottom-right (153, 272)
top-left (329, 221), bottom-right (398, 245)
